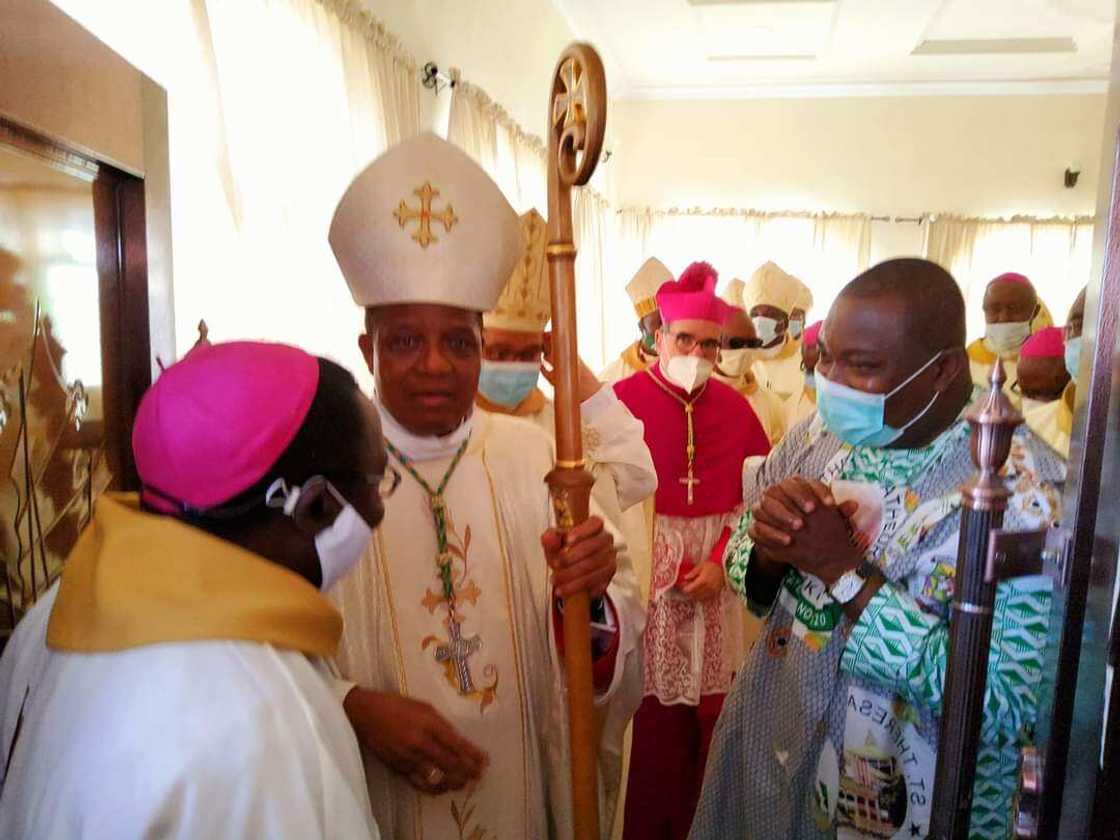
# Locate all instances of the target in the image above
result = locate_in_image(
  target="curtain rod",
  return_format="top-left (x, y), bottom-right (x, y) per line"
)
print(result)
top-left (616, 207), bottom-right (1094, 225)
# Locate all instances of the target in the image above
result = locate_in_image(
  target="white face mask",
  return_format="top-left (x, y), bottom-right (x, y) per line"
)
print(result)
top-left (752, 316), bottom-right (781, 346)
top-left (718, 347), bottom-right (754, 379)
top-left (267, 478), bottom-right (372, 591)
top-left (984, 321), bottom-right (1032, 356)
top-left (664, 355), bottom-right (714, 392)
top-left (788, 319), bottom-right (805, 341)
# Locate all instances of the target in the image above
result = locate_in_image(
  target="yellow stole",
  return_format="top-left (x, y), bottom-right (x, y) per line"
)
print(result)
top-left (47, 494), bottom-right (342, 657)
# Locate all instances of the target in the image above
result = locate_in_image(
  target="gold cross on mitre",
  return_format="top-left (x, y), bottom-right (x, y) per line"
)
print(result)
top-left (394, 181), bottom-right (458, 248)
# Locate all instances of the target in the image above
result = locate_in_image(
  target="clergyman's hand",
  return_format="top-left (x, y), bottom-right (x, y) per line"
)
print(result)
top-left (543, 515), bottom-right (617, 599)
top-left (679, 561), bottom-right (724, 601)
top-left (541, 332), bottom-right (603, 403)
top-left (343, 687), bottom-right (488, 795)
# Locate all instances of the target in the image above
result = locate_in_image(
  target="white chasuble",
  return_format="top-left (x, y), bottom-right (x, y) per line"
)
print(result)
top-left (1, 587), bottom-right (377, 840)
top-left (333, 410), bottom-right (645, 840)
top-left (752, 344), bottom-right (806, 404)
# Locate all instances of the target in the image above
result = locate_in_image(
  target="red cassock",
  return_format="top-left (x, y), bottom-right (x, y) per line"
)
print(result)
top-left (614, 364), bottom-right (769, 516)
top-left (614, 362), bottom-right (770, 840)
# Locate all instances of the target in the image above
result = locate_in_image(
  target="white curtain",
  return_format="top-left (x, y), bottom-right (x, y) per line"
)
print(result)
top-left (448, 77), bottom-right (615, 369)
top-left (447, 76), bottom-right (547, 215)
top-left (48, 0), bottom-right (423, 389)
top-left (174, 0), bottom-right (421, 386)
top-left (612, 209), bottom-right (873, 353)
top-left (925, 215), bottom-right (1094, 340)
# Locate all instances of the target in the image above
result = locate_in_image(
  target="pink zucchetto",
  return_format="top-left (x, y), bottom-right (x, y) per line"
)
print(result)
top-left (803, 320), bottom-right (823, 348)
top-left (1020, 326), bottom-right (1065, 359)
top-left (133, 341), bottom-right (320, 514)
top-left (989, 272), bottom-right (1033, 288)
top-left (656, 261), bottom-right (733, 326)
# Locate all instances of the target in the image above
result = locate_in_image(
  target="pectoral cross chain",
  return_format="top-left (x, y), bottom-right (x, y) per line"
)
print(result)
top-left (646, 372), bottom-right (706, 506)
top-left (385, 438), bottom-right (483, 697)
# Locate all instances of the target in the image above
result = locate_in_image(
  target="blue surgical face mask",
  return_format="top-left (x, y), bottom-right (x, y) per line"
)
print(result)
top-left (815, 351), bottom-right (944, 448)
top-left (478, 360), bottom-right (540, 408)
top-left (803, 372), bottom-right (816, 392)
top-left (1065, 337), bottom-right (1082, 380)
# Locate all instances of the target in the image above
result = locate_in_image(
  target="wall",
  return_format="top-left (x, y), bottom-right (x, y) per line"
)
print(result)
top-left (612, 94), bottom-right (1107, 217)
top-left (365, 0), bottom-right (577, 139)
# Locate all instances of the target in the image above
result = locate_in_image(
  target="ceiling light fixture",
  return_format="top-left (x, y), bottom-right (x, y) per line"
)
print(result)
top-left (912, 38), bottom-right (1077, 56)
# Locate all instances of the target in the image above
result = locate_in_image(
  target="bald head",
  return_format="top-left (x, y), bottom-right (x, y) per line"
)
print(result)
top-left (836, 258), bottom-right (966, 356)
top-left (983, 274), bottom-right (1038, 325)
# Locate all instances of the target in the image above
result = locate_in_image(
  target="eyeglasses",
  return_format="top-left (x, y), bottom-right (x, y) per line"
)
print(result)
top-left (378, 466), bottom-right (402, 500)
top-left (725, 336), bottom-right (763, 351)
top-left (668, 330), bottom-right (721, 355)
top-left (327, 467), bottom-right (402, 501)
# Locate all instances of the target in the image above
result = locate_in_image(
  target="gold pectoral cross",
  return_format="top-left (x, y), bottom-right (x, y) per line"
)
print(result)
top-left (679, 469), bottom-right (700, 505)
top-left (394, 181), bottom-right (458, 248)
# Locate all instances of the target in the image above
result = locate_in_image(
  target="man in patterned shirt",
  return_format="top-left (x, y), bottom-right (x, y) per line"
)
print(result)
top-left (691, 259), bottom-right (1064, 840)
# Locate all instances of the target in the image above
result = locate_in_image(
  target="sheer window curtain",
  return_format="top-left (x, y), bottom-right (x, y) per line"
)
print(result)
top-left (448, 78), bottom-right (614, 369)
top-left (174, 0), bottom-right (422, 388)
top-left (925, 216), bottom-right (1094, 340)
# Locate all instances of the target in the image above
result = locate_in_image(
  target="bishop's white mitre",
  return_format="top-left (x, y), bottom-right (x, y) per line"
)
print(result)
top-left (625, 257), bottom-right (673, 318)
top-left (329, 132), bottom-right (523, 312)
top-left (484, 208), bottom-right (550, 332)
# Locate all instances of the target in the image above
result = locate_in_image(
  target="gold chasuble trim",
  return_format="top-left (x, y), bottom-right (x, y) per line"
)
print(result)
top-left (47, 494), bottom-right (342, 657)
top-left (480, 445), bottom-right (533, 839)
top-left (375, 528), bottom-right (411, 695)
top-left (371, 527), bottom-right (423, 840)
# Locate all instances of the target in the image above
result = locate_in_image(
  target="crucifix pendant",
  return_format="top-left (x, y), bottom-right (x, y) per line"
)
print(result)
top-left (681, 402), bottom-right (699, 504)
top-left (435, 618), bottom-right (482, 694)
top-left (680, 469), bottom-right (700, 505)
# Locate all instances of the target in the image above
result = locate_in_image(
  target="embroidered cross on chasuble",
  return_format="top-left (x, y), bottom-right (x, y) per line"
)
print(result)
top-left (385, 437), bottom-right (493, 703)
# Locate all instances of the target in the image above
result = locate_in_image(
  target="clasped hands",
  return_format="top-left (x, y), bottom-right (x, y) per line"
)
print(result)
top-left (747, 476), bottom-right (863, 586)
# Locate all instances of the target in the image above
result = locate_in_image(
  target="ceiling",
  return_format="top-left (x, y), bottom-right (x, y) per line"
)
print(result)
top-left (553, 0), bottom-right (1116, 98)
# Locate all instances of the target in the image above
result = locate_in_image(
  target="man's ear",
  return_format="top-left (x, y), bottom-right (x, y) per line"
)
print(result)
top-left (289, 479), bottom-right (343, 538)
top-left (358, 333), bottom-right (375, 375)
top-left (932, 348), bottom-right (966, 391)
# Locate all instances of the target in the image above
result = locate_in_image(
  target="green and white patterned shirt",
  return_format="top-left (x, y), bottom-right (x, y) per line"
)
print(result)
top-left (691, 414), bottom-right (1065, 840)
